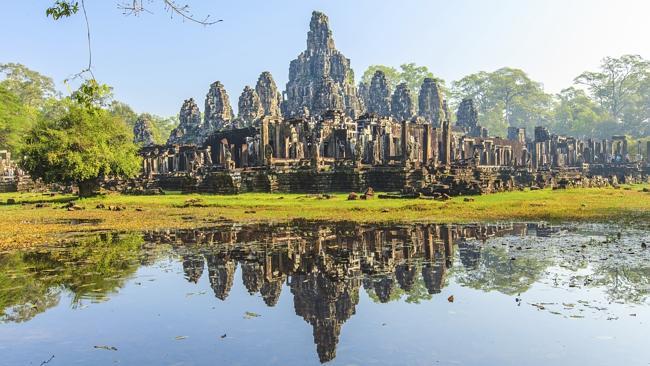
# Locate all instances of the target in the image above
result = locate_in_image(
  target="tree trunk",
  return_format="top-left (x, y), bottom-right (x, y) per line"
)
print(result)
top-left (78, 178), bottom-right (100, 197)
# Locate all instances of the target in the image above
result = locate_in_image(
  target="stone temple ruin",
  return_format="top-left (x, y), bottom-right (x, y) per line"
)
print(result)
top-left (132, 11), bottom-right (649, 196)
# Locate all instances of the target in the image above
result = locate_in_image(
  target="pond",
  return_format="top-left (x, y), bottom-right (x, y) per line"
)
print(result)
top-left (1, 222), bottom-right (649, 365)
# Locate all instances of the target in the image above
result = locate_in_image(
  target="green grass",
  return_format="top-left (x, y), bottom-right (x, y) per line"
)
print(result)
top-left (1, 184), bottom-right (649, 249)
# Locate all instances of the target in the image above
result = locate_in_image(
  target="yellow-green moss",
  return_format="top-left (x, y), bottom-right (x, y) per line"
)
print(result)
top-left (1, 184), bottom-right (649, 249)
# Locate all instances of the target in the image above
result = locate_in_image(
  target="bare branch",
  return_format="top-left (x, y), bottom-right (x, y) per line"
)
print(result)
top-left (64, 0), bottom-right (94, 83)
top-left (118, 0), bottom-right (222, 25)
top-left (39, 355), bottom-right (55, 366)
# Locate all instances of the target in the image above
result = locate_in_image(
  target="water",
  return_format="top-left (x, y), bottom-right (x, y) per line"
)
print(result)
top-left (1, 222), bottom-right (649, 366)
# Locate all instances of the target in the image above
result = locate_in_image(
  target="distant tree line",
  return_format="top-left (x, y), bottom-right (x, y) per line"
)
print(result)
top-left (362, 55), bottom-right (650, 146)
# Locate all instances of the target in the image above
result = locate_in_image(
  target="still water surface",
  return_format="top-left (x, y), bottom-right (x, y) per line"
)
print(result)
top-left (1, 222), bottom-right (649, 365)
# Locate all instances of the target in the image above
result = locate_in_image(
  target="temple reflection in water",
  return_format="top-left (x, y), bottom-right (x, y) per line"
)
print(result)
top-left (145, 222), bottom-right (538, 363)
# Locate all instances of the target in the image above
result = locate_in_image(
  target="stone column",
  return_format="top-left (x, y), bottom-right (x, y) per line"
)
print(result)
top-left (260, 118), bottom-right (269, 166)
top-left (441, 119), bottom-right (451, 167)
top-left (401, 120), bottom-right (409, 165)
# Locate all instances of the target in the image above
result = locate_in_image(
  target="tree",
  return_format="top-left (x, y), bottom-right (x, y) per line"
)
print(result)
top-left (0, 85), bottom-right (37, 152)
top-left (20, 85), bottom-right (141, 197)
top-left (108, 100), bottom-right (138, 127)
top-left (553, 87), bottom-right (609, 138)
top-left (399, 63), bottom-right (436, 95)
top-left (361, 65), bottom-right (400, 91)
top-left (361, 63), bottom-right (442, 95)
top-left (0, 63), bottom-right (57, 108)
top-left (574, 55), bottom-right (650, 124)
top-left (451, 68), bottom-right (552, 136)
top-left (149, 114), bottom-right (178, 144)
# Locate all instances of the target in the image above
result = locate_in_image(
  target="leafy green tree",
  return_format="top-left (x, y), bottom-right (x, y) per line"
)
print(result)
top-left (399, 63), bottom-right (436, 95)
top-left (20, 85), bottom-right (141, 197)
top-left (0, 63), bottom-right (57, 108)
top-left (452, 68), bottom-right (552, 136)
top-left (149, 114), bottom-right (178, 144)
top-left (553, 87), bottom-right (609, 138)
top-left (574, 55), bottom-right (650, 124)
top-left (0, 85), bottom-right (36, 152)
top-left (108, 101), bottom-right (138, 127)
top-left (361, 65), bottom-right (401, 91)
top-left (361, 63), bottom-right (442, 96)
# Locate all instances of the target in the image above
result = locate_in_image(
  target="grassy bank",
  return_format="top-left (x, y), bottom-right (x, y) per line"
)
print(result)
top-left (1, 185), bottom-right (649, 249)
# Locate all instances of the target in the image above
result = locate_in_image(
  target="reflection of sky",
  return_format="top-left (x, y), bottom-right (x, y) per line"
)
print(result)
top-left (2, 255), bottom-right (650, 366)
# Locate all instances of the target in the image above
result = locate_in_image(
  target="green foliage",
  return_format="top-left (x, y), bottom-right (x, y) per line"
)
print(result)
top-left (453, 245), bottom-right (550, 295)
top-left (108, 101), bottom-right (138, 127)
top-left (148, 114), bottom-right (178, 144)
top-left (20, 97), bottom-right (141, 191)
top-left (46, 1), bottom-right (79, 20)
top-left (361, 65), bottom-right (401, 91)
top-left (452, 68), bottom-right (552, 136)
top-left (0, 85), bottom-right (36, 152)
top-left (575, 55), bottom-right (650, 121)
top-left (398, 63), bottom-right (437, 95)
top-left (553, 87), bottom-right (609, 137)
top-left (0, 63), bottom-right (57, 108)
top-left (0, 233), bottom-right (144, 322)
top-left (71, 79), bottom-right (113, 110)
top-left (361, 63), bottom-right (442, 94)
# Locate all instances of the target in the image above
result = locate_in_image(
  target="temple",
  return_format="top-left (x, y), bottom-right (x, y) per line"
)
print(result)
top-left (132, 11), bottom-right (649, 195)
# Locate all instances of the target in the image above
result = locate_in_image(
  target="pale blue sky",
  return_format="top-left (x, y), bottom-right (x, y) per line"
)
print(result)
top-left (2, 0), bottom-right (649, 116)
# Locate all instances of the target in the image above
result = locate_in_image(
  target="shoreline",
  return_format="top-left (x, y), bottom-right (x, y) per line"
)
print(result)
top-left (1, 185), bottom-right (649, 250)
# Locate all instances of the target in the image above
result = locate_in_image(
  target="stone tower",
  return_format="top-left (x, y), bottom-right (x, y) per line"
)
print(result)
top-left (167, 98), bottom-right (202, 145)
top-left (133, 114), bottom-right (155, 146)
top-left (367, 70), bottom-right (391, 117)
top-left (284, 11), bottom-right (362, 119)
top-left (418, 78), bottom-right (445, 127)
top-left (204, 81), bottom-right (234, 130)
top-left (456, 98), bottom-right (479, 133)
top-left (391, 83), bottom-right (415, 122)
top-left (237, 86), bottom-right (264, 126)
top-left (255, 71), bottom-right (282, 117)
top-left (357, 81), bottom-right (370, 112)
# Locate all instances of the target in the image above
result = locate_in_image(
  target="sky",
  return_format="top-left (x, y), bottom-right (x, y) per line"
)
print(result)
top-left (2, 0), bottom-right (650, 116)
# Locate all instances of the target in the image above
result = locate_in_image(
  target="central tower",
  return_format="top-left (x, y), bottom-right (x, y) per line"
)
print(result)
top-left (283, 11), bottom-right (361, 119)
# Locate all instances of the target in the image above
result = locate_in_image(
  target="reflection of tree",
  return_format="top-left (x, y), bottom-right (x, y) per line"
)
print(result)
top-left (591, 265), bottom-right (650, 304)
top-left (365, 261), bottom-right (436, 305)
top-left (0, 233), bottom-right (144, 322)
top-left (0, 252), bottom-right (61, 323)
top-left (454, 243), bottom-right (550, 295)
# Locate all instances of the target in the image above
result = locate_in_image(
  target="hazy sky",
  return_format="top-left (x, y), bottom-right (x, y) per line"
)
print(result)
top-left (2, 0), bottom-right (649, 116)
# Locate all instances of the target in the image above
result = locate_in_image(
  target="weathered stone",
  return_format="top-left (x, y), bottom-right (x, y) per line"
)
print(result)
top-left (133, 12), bottom-right (646, 200)
top-left (418, 78), bottom-right (445, 126)
top-left (284, 11), bottom-right (361, 119)
top-left (357, 81), bottom-right (369, 111)
top-left (167, 98), bottom-right (202, 145)
top-left (204, 81), bottom-right (234, 130)
top-left (456, 98), bottom-right (478, 135)
top-left (255, 72), bottom-right (282, 117)
top-left (237, 86), bottom-right (264, 127)
top-left (133, 114), bottom-right (155, 146)
top-left (391, 83), bottom-right (415, 121)
top-left (367, 70), bottom-right (391, 117)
